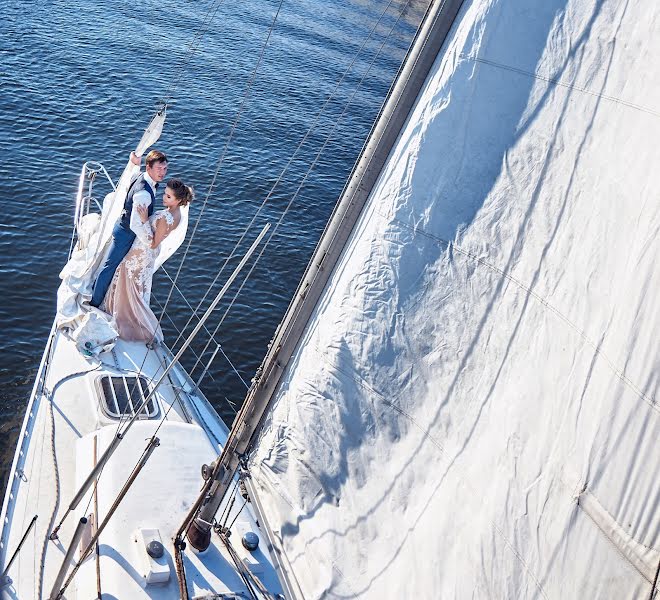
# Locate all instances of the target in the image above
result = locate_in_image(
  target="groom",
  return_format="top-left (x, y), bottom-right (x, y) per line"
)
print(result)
top-left (90, 149), bottom-right (168, 308)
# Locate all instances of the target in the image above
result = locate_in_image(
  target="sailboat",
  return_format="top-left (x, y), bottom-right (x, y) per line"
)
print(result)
top-left (2, 0), bottom-right (659, 598)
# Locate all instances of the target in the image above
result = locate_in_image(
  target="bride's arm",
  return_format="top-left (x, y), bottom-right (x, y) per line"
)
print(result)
top-left (131, 199), bottom-right (155, 246)
top-left (132, 204), bottom-right (155, 246)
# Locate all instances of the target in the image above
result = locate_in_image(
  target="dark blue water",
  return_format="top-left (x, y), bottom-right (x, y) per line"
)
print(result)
top-left (0, 0), bottom-right (428, 495)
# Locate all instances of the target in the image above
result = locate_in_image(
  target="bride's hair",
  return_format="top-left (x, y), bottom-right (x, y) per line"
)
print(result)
top-left (166, 179), bottom-right (194, 206)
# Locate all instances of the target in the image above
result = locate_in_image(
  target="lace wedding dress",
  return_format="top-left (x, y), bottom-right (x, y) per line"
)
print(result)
top-left (102, 210), bottom-right (177, 343)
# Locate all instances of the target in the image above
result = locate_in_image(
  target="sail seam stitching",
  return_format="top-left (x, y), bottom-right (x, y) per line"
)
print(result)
top-left (383, 213), bottom-right (658, 414)
top-left (493, 522), bottom-right (550, 600)
top-left (315, 345), bottom-right (446, 455)
top-left (461, 54), bottom-right (660, 119)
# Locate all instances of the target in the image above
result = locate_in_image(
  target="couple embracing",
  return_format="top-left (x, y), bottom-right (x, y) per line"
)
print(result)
top-left (89, 149), bottom-right (193, 345)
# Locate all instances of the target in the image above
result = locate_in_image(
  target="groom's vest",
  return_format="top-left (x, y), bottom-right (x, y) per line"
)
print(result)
top-left (118, 174), bottom-right (156, 233)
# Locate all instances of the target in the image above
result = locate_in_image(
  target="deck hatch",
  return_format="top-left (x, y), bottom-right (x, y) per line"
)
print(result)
top-left (98, 375), bottom-right (158, 419)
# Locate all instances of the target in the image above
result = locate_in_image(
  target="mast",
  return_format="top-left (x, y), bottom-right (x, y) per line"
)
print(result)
top-left (184, 0), bottom-right (466, 551)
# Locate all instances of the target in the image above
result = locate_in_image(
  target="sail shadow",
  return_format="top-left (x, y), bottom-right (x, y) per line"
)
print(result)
top-left (279, 336), bottom-right (379, 541)
top-left (313, 0), bottom-right (638, 594)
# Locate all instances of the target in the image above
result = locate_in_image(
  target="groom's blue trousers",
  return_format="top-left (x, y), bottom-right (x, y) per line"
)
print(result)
top-left (90, 225), bottom-right (136, 308)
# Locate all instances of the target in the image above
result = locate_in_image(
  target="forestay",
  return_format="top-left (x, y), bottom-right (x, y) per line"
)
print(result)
top-left (247, 0), bottom-right (660, 597)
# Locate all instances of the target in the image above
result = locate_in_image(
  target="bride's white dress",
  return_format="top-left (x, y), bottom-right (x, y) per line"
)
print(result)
top-left (101, 210), bottom-right (177, 343)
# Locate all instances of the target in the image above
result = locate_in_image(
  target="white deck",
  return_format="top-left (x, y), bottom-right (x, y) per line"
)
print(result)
top-left (0, 329), bottom-right (282, 599)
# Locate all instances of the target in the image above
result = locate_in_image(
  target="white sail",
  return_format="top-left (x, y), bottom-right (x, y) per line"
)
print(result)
top-left (97, 109), bottom-right (168, 257)
top-left (247, 0), bottom-right (660, 598)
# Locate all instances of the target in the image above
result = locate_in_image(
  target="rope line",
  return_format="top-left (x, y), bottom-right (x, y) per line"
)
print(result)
top-left (37, 392), bottom-right (61, 600)
top-left (157, 0), bottom-right (285, 328)
top-left (170, 0), bottom-right (400, 355)
top-left (226, 496), bottom-right (249, 532)
top-left (189, 0), bottom-right (411, 374)
top-left (221, 532), bottom-right (259, 599)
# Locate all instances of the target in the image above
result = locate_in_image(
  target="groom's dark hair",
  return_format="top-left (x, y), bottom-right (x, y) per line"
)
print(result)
top-left (145, 149), bottom-right (168, 167)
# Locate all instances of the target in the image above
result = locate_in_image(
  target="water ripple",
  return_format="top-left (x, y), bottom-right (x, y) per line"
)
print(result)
top-left (0, 0), bottom-right (428, 494)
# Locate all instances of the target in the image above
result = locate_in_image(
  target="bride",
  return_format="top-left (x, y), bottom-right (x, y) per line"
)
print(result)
top-left (101, 178), bottom-right (194, 343)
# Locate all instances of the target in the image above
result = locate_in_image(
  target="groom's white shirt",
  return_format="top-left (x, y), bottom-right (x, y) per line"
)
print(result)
top-left (129, 171), bottom-right (158, 239)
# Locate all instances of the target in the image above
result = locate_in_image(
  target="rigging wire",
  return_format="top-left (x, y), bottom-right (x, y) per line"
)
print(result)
top-left (68, 0), bottom-right (239, 528)
top-left (162, 0), bottom-right (228, 107)
top-left (103, 0), bottom-right (234, 435)
top-left (150, 292), bottom-right (220, 385)
top-left (154, 0), bottom-right (401, 388)
top-left (156, 0), bottom-right (286, 328)
top-left (121, 0), bottom-right (227, 142)
top-left (225, 496), bottom-right (249, 532)
top-left (157, 268), bottom-right (248, 389)
top-left (217, 479), bottom-right (240, 528)
top-left (111, 0), bottom-right (237, 426)
top-left (189, 0), bottom-right (411, 378)
top-left (169, 0), bottom-right (400, 356)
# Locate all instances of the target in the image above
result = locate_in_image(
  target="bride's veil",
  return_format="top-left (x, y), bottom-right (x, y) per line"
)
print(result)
top-left (155, 203), bottom-right (189, 271)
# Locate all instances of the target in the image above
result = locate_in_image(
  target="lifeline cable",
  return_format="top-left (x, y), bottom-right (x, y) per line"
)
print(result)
top-left (157, 268), bottom-right (248, 389)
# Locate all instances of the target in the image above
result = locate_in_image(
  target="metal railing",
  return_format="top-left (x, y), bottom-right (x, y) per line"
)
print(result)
top-left (69, 161), bottom-right (115, 259)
